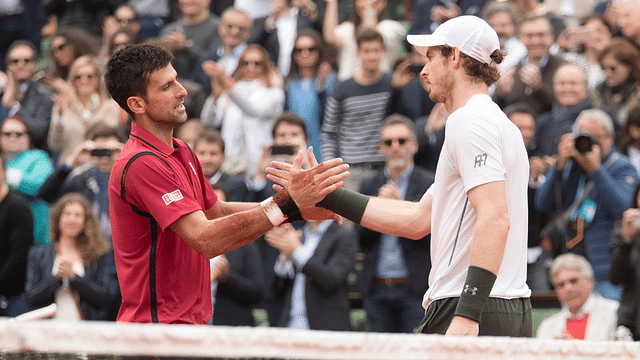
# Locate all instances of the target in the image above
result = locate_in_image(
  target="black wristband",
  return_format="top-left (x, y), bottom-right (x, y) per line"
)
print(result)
top-left (454, 266), bottom-right (497, 323)
top-left (273, 188), bottom-right (300, 218)
top-left (286, 211), bottom-right (304, 223)
top-left (316, 187), bottom-right (370, 224)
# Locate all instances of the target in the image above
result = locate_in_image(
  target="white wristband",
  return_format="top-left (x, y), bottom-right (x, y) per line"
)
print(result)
top-left (261, 196), bottom-right (286, 226)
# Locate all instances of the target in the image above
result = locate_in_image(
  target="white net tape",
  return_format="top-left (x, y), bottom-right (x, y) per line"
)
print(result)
top-left (1, 318), bottom-right (639, 360)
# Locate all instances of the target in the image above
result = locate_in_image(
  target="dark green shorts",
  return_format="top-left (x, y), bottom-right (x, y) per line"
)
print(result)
top-left (416, 297), bottom-right (532, 337)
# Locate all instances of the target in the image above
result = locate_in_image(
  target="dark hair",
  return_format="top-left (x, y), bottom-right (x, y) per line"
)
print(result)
top-left (272, 111), bottom-right (308, 141)
top-left (51, 26), bottom-right (101, 79)
top-left (350, 0), bottom-right (387, 31)
top-left (598, 37), bottom-right (640, 82)
top-left (632, 179), bottom-right (640, 209)
top-left (194, 129), bottom-right (225, 153)
top-left (381, 114), bottom-right (417, 139)
top-left (503, 102), bottom-right (536, 119)
top-left (620, 106), bottom-right (640, 154)
top-left (210, 183), bottom-right (230, 202)
top-left (286, 29), bottom-right (325, 83)
top-left (480, 1), bottom-right (521, 31)
top-left (50, 193), bottom-right (108, 266)
top-left (1, 115), bottom-right (33, 149)
top-left (6, 39), bottom-right (38, 64)
top-left (356, 28), bottom-right (385, 49)
top-left (108, 28), bottom-right (138, 56)
top-left (105, 44), bottom-right (174, 118)
top-left (439, 45), bottom-right (504, 86)
top-left (85, 123), bottom-right (125, 142)
top-left (231, 44), bottom-right (273, 86)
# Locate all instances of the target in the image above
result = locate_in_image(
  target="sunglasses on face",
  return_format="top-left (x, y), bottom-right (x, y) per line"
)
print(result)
top-left (240, 60), bottom-right (265, 67)
top-left (115, 16), bottom-right (138, 25)
top-left (1, 131), bottom-right (26, 138)
top-left (382, 138), bottom-right (409, 147)
top-left (293, 46), bottom-right (319, 54)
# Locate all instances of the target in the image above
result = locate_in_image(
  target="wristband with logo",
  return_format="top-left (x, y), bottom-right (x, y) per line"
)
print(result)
top-left (316, 187), bottom-right (370, 224)
top-left (454, 265), bottom-right (497, 323)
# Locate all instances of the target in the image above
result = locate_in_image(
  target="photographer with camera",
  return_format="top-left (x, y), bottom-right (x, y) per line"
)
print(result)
top-left (534, 108), bottom-right (638, 301)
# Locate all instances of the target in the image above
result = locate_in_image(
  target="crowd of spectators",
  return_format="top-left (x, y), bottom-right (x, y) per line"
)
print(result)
top-left (4, 0), bottom-right (640, 340)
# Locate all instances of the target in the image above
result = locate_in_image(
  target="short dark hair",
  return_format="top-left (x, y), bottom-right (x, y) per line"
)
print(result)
top-left (272, 111), bottom-right (308, 141)
top-left (6, 39), bottom-right (38, 64)
top-left (439, 45), bottom-right (505, 86)
top-left (503, 102), bottom-right (536, 119)
top-left (1, 115), bottom-right (33, 148)
top-left (356, 28), bottom-right (385, 49)
top-left (194, 129), bottom-right (225, 153)
top-left (85, 123), bottom-right (126, 142)
top-left (105, 44), bottom-right (174, 118)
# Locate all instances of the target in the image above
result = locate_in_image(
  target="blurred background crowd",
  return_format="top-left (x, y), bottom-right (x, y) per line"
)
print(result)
top-left (3, 0), bottom-right (640, 341)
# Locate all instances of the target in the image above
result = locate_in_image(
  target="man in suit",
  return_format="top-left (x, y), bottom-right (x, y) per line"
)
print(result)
top-left (1, 40), bottom-right (53, 152)
top-left (357, 114), bottom-right (434, 333)
top-left (193, 129), bottom-right (249, 202)
top-left (191, 7), bottom-right (253, 96)
top-left (265, 219), bottom-right (357, 330)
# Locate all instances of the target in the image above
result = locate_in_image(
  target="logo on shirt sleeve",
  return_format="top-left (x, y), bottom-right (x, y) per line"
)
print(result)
top-left (474, 153), bottom-right (487, 168)
top-left (162, 189), bottom-right (183, 205)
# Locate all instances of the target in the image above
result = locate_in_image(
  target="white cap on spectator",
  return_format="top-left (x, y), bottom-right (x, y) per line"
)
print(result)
top-left (407, 15), bottom-right (500, 65)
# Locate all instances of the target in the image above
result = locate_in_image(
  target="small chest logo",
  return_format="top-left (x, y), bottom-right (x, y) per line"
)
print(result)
top-left (162, 189), bottom-right (183, 205)
top-left (474, 154), bottom-right (487, 168)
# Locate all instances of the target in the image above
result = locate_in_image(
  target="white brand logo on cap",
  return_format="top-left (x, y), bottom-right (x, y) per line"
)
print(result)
top-left (162, 189), bottom-right (183, 205)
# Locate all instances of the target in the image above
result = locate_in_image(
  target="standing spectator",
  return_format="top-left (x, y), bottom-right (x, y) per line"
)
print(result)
top-left (209, 185), bottom-right (264, 326)
top-left (99, 5), bottom-right (141, 63)
top-left (610, 181), bottom-right (640, 341)
top-left (160, 0), bottom-right (221, 78)
top-left (128, 0), bottom-right (173, 42)
top-left (619, 106), bottom-right (640, 176)
top-left (591, 38), bottom-right (640, 129)
top-left (385, 54), bottom-right (436, 121)
top-left (1, 115), bottom-right (53, 246)
top-left (322, 0), bottom-right (406, 80)
top-left (615, 0), bottom-right (640, 50)
top-left (191, 7), bottom-right (253, 97)
top-left (0, 0), bottom-right (46, 71)
top-left (493, 14), bottom-right (566, 117)
top-left (534, 109), bottom-right (638, 300)
top-left (414, 102), bottom-right (446, 173)
top-left (534, 63), bottom-right (592, 157)
top-left (536, 253), bottom-right (618, 340)
top-left (47, 55), bottom-right (120, 165)
top-left (250, 0), bottom-right (321, 76)
top-left (1, 40), bottom-right (54, 152)
top-left (193, 129), bottom-right (249, 202)
top-left (200, 44), bottom-right (285, 178)
top-left (0, 155), bottom-right (34, 318)
top-left (43, 0), bottom-right (114, 36)
top-left (481, 0), bottom-right (527, 71)
top-left (285, 29), bottom-right (336, 162)
top-left (541, 0), bottom-right (600, 28)
top-left (358, 115), bottom-right (433, 333)
top-left (266, 219), bottom-right (357, 330)
top-left (321, 29), bottom-right (393, 190)
top-left (24, 193), bottom-right (119, 320)
top-left (38, 124), bottom-right (125, 241)
top-left (45, 27), bottom-right (101, 82)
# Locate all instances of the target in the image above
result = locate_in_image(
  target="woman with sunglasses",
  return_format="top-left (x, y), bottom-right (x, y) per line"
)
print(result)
top-left (47, 55), bottom-right (120, 165)
top-left (284, 29), bottom-right (336, 162)
top-left (0, 115), bottom-right (53, 246)
top-left (200, 44), bottom-right (285, 178)
top-left (591, 37), bottom-right (640, 129)
top-left (45, 27), bottom-right (101, 82)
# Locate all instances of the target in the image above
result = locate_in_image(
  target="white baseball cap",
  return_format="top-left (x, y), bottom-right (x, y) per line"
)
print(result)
top-left (407, 15), bottom-right (500, 65)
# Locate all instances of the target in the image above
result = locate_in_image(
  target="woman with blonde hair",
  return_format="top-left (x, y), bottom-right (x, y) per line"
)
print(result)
top-left (47, 55), bottom-right (120, 165)
top-left (24, 193), bottom-right (119, 321)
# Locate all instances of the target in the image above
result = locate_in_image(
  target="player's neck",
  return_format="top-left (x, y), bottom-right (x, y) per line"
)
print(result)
top-left (445, 77), bottom-right (489, 114)
top-left (135, 117), bottom-right (175, 148)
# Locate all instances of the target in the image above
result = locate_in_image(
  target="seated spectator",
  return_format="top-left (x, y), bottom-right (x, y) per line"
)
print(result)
top-left (209, 184), bottom-right (264, 326)
top-left (0, 155), bottom-right (35, 318)
top-left (541, 0), bottom-right (600, 29)
top-left (0, 40), bottom-right (54, 152)
top-left (535, 62), bottom-right (593, 157)
top-left (200, 44), bottom-right (285, 178)
top-left (357, 115), bottom-right (433, 333)
top-left (1, 115), bottom-right (53, 246)
top-left (481, 0), bottom-right (527, 71)
top-left (194, 129), bottom-right (249, 202)
top-left (45, 27), bottom-right (101, 82)
top-left (175, 118), bottom-right (205, 149)
top-left (24, 193), bottom-right (119, 321)
top-left (322, 0), bottom-right (406, 80)
top-left (43, 0), bottom-right (114, 35)
top-left (100, 4), bottom-right (141, 60)
top-left (619, 106), bottom-right (640, 176)
top-left (616, 0), bottom-right (640, 50)
top-left (128, 0), bottom-right (173, 41)
top-left (106, 29), bottom-right (139, 60)
top-left (610, 181), bottom-right (640, 341)
top-left (556, 14), bottom-right (611, 91)
top-left (535, 108), bottom-right (639, 300)
top-left (591, 38), bottom-right (640, 129)
top-left (250, 0), bottom-right (321, 76)
top-left (191, 7), bottom-right (253, 96)
top-left (284, 29), bottom-right (337, 162)
top-left (265, 218), bottom-right (357, 330)
top-left (159, 0), bottom-right (221, 78)
top-left (38, 124), bottom-right (125, 241)
top-left (493, 14), bottom-right (566, 117)
top-left (536, 253), bottom-right (618, 340)
top-left (47, 55), bottom-right (120, 165)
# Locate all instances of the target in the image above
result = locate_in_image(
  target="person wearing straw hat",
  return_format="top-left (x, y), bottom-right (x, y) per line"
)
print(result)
top-left (267, 15), bottom-right (532, 336)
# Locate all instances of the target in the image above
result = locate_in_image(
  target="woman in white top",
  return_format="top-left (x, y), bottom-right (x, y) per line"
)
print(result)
top-left (200, 44), bottom-right (285, 178)
top-left (322, 0), bottom-right (406, 80)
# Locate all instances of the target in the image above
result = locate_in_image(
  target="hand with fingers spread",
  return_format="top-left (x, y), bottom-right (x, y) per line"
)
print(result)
top-left (266, 147), bottom-right (350, 209)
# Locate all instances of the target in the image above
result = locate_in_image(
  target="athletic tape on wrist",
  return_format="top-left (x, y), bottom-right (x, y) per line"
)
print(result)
top-left (261, 197), bottom-right (286, 226)
top-left (454, 265), bottom-right (497, 323)
top-left (261, 189), bottom-right (301, 226)
top-left (316, 187), bottom-right (370, 224)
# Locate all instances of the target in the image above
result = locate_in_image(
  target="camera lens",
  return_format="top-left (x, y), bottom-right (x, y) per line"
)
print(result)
top-left (574, 134), bottom-right (595, 154)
